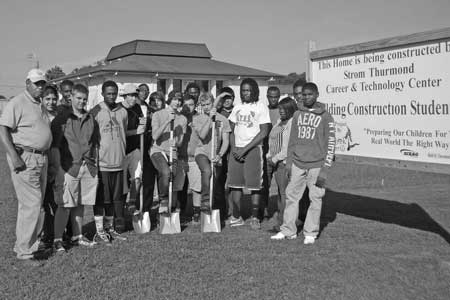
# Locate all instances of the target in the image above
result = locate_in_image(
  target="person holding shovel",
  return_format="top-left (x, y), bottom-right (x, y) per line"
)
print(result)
top-left (193, 92), bottom-right (231, 218)
top-left (178, 94), bottom-right (202, 224)
top-left (150, 91), bottom-right (187, 215)
top-left (119, 84), bottom-right (154, 230)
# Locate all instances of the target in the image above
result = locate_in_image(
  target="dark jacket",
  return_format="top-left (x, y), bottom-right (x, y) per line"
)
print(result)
top-left (51, 107), bottom-right (99, 177)
top-left (120, 102), bottom-right (153, 155)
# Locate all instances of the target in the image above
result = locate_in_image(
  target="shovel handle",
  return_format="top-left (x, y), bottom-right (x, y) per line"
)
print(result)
top-left (168, 120), bottom-right (174, 211)
top-left (209, 119), bottom-right (215, 208)
top-left (139, 134), bottom-right (145, 214)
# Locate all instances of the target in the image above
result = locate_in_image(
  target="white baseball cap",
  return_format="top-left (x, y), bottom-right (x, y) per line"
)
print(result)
top-left (120, 84), bottom-right (138, 96)
top-left (26, 69), bottom-right (47, 83)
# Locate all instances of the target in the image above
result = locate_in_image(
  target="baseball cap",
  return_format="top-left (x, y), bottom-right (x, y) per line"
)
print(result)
top-left (120, 84), bottom-right (138, 96)
top-left (26, 69), bottom-right (47, 83)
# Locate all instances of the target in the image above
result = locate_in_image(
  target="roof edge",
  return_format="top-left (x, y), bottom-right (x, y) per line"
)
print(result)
top-left (311, 26), bottom-right (450, 60)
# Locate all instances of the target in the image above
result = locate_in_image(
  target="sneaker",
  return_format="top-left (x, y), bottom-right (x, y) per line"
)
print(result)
top-left (53, 240), bottom-right (66, 253)
top-left (159, 199), bottom-right (169, 214)
top-left (271, 232), bottom-right (297, 240)
top-left (93, 232), bottom-right (112, 246)
top-left (191, 213), bottom-right (200, 225)
top-left (304, 236), bottom-right (316, 245)
top-left (71, 235), bottom-right (95, 247)
top-left (107, 229), bottom-right (127, 241)
top-left (271, 225), bottom-right (281, 233)
top-left (126, 202), bottom-right (136, 214)
top-left (229, 216), bottom-right (245, 227)
top-left (269, 212), bottom-right (279, 223)
top-left (263, 208), bottom-right (270, 219)
top-left (39, 237), bottom-right (54, 250)
top-left (151, 200), bottom-right (159, 211)
top-left (296, 219), bottom-right (304, 228)
top-left (150, 212), bottom-right (159, 230)
top-left (248, 217), bottom-right (261, 230)
top-left (200, 201), bottom-right (211, 213)
top-left (224, 216), bottom-right (234, 225)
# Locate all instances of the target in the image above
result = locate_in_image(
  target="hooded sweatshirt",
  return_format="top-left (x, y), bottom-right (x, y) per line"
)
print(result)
top-left (90, 102), bottom-right (128, 171)
top-left (286, 101), bottom-right (335, 179)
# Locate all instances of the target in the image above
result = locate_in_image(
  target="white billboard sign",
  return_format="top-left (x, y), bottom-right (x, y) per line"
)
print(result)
top-left (311, 40), bottom-right (450, 165)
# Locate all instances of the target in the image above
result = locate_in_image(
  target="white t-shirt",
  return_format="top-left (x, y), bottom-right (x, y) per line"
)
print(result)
top-left (228, 101), bottom-right (271, 147)
top-left (140, 104), bottom-right (148, 117)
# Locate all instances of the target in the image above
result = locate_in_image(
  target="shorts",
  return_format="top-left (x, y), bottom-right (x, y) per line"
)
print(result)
top-left (122, 149), bottom-right (142, 194)
top-left (54, 164), bottom-right (98, 208)
top-left (187, 161), bottom-right (201, 193)
top-left (227, 145), bottom-right (263, 190)
top-left (96, 170), bottom-right (123, 205)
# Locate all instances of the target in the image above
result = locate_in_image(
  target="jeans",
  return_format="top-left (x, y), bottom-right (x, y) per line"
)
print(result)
top-left (215, 151), bottom-right (229, 217)
top-left (195, 154), bottom-right (212, 205)
top-left (150, 152), bottom-right (184, 204)
top-left (272, 162), bottom-right (289, 226)
top-left (140, 154), bottom-right (156, 212)
top-left (281, 165), bottom-right (325, 237)
top-left (263, 158), bottom-right (276, 209)
top-left (42, 179), bottom-right (57, 240)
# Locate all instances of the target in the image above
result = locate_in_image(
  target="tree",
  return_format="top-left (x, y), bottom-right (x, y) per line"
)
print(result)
top-left (275, 72), bottom-right (306, 85)
top-left (69, 58), bottom-right (106, 75)
top-left (46, 66), bottom-right (66, 81)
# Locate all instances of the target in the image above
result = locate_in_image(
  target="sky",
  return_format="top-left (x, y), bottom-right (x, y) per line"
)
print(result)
top-left (1, 0), bottom-right (449, 97)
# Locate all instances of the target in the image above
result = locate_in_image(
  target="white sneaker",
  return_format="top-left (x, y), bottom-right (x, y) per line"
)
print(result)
top-left (304, 236), bottom-right (316, 244)
top-left (270, 232), bottom-right (297, 240)
top-left (229, 216), bottom-right (245, 227)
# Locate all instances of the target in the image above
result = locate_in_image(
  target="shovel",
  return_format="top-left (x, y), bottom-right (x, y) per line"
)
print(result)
top-left (160, 120), bottom-right (181, 234)
top-left (133, 134), bottom-right (151, 234)
top-left (201, 115), bottom-right (221, 233)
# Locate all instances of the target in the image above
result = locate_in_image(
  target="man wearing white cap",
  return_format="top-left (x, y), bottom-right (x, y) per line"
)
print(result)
top-left (120, 84), bottom-right (154, 225)
top-left (0, 69), bottom-right (52, 265)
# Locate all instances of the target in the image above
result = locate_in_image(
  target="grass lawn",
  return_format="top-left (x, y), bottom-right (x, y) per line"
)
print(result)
top-left (1, 146), bottom-right (450, 299)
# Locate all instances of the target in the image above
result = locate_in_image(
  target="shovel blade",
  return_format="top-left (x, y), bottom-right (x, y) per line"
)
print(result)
top-left (201, 209), bottom-right (221, 233)
top-left (132, 212), bottom-right (151, 234)
top-left (159, 212), bottom-right (181, 234)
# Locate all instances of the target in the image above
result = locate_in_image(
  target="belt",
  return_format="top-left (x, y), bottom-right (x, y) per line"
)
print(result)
top-left (15, 145), bottom-right (48, 155)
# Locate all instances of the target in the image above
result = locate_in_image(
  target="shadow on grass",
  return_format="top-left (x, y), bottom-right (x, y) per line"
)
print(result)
top-left (321, 190), bottom-right (450, 245)
top-left (80, 190), bottom-right (450, 245)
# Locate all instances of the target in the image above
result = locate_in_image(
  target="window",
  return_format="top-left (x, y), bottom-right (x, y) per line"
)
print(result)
top-left (195, 80), bottom-right (209, 92)
top-left (157, 79), bottom-right (166, 95)
top-left (216, 80), bottom-right (223, 96)
top-left (173, 79), bottom-right (182, 92)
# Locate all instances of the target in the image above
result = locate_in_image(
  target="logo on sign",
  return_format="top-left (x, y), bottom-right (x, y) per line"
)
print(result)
top-left (400, 149), bottom-right (419, 157)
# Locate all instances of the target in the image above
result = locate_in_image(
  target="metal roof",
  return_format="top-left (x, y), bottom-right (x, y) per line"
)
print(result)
top-left (59, 54), bottom-right (282, 80)
top-left (106, 40), bottom-right (212, 61)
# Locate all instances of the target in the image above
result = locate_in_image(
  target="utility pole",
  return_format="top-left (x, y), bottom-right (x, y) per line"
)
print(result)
top-left (306, 40), bottom-right (316, 82)
top-left (26, 53), bottom-right (39, 68)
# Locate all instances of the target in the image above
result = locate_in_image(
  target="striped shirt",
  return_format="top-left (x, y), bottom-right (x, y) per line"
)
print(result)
top-left (268, 118), bottom-right (292, 163)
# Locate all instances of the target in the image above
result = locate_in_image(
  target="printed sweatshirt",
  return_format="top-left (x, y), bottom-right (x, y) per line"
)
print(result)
top-left (286, 101), bottom-right (335, 179)
top-left (90, 102), bottom-right (128, 171)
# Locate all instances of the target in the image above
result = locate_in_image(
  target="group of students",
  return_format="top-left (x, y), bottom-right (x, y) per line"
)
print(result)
top-left (2, 70), bottom-right (336, 262)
